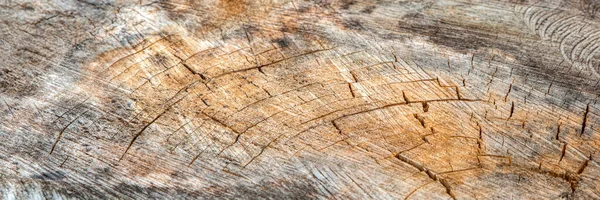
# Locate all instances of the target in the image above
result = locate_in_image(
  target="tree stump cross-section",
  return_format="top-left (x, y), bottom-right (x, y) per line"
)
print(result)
top-left (1, 0), bottom-right (600, 199)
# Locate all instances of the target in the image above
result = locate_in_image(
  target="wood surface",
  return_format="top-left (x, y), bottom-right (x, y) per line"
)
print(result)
top-left (1, 0), bottom-right (600, 199)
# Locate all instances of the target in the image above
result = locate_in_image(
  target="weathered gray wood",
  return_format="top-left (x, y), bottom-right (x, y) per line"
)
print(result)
top-left (1, 0), bottom-right (600, 199)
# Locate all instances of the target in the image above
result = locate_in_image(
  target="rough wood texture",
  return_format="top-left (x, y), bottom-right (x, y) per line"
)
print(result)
top-left (1, 0), bottom-right (600, 199)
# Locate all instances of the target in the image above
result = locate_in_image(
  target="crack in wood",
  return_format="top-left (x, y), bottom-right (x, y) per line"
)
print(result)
top-left (508, 101), bottom-right (515, 120)
top-left (120, 96), bottom-right (187, 161)
top-left (413, 114), bottom-right (425, 128)
top-left (395, 154), bottom-right (457, 200)
top-left (577, 155), bottom-right (592, 174)
top-left (103, 37), bottom-right (166, 72)
top-left (581, 103), bottom-right (590, 136)
top-left (559, 142), bottom-right (567, 162)
top-left (504, 83), bottom-right (512, 102)
top-left (49, 110), bottom-right (88, 154)
top-left (348, 82), bottom-right (355, 98)
top-left (556, 121), bottom-right (562, 140)
top-left (211, 47), bottom-right (335, 80)
top-left (333, 98), bottom-right (483, 124)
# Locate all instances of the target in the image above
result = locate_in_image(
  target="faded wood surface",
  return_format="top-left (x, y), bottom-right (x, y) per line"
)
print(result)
top-left (1, 0), bottom-right (600, 199)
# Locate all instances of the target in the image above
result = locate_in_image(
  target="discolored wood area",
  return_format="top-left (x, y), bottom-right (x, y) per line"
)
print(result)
top-left (1, 0), bottom-right (600, 199)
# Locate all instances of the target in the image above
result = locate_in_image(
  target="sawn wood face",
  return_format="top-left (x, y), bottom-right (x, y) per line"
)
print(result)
top-left (1, 0), bottom-right (599, 199)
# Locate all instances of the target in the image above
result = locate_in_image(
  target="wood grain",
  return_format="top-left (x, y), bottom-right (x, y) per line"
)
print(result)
top-left (1, 0), bottom-right (600, 199)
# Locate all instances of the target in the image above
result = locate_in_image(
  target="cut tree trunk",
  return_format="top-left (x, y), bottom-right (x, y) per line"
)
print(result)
top-left (1, 0), bottom-right (600, 199)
